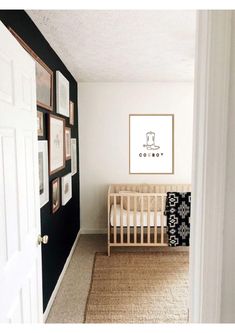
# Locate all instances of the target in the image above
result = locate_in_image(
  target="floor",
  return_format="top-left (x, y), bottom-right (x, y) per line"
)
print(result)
top-left (46, 234), bottom-right (188, 323)
top-left (46, 234), bottom-right (105, 323)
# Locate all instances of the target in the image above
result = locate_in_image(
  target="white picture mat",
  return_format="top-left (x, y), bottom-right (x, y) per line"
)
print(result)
top-left (61, 173), bottom-right (72, 205)
top-left (71, 138), bottom-right (77, 176)
top-left (56, 71), bottom-right (69, 117)
top-left (130, 115), bottom-right (173, 174)
top-left (50, 116), bottom-right (65, 173)
top-left (38, 140), bottom-right (49, 208)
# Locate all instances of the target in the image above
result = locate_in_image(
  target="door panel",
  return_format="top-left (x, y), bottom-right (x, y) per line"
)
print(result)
top-left (0, 129), bottom-right (20, 265)
top-left (0, 52), bottom-right (14, 104)
top-left (7, 291), bottom-right (23, 323)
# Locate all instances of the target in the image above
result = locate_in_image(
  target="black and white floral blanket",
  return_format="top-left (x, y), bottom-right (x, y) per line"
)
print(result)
top-left (165, 192), bottom-right (191, 247)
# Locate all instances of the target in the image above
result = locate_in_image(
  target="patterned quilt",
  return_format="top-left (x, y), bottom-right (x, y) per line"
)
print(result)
top-left (165, 192), bottom-right (191, 246)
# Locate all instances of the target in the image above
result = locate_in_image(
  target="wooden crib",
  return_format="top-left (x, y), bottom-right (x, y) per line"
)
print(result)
top-left (107, 184), bottom-right (191, 256)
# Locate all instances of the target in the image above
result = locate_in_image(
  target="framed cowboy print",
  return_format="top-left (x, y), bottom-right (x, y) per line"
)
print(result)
top-left (129, 114), bottom-right (174, 174)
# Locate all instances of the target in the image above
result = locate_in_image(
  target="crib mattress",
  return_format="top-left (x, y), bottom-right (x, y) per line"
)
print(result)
top-left (110, 204), bottom-right (166, 227)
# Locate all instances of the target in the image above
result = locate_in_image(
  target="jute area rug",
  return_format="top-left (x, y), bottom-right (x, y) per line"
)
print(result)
top-left (84, 252), bottom-right (189, 323)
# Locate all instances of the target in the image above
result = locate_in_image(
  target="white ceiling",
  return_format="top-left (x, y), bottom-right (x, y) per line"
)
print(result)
top-left (27, 10), bottom-right (196, 82)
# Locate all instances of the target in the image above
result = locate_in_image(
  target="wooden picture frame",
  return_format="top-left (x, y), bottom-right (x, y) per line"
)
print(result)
top-left (61, 173), bottom-right (72, 206)
top-left (56, 71), bottom-right (69, 117)
top-left (129, 114), bottom-right (174, 174)
top-left (37, 111), bottom-right (44, 137)
top-left (48, 114), bottom-right (65, 175)
top-left (8, 27), bottom-right (54, 112)
top-left (69, 101), bottom-right (74, 125)
top-left (65, 127), bottom-right (71, 160)
top-left (38, 141), bottom-right (49, 208)
top-left (52, 178), bottom-right (60, 213)
top-left (71, 138), bottom-right (77, 176)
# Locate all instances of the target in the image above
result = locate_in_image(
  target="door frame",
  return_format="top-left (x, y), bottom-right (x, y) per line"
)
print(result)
top-left (189, 10), bottom-right (232, 323)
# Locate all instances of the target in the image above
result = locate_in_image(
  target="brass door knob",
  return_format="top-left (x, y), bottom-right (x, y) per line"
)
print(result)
top-left (38, 235), bottom-right (49, 245)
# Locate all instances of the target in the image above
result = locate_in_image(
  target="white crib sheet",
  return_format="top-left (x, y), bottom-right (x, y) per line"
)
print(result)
top-left (110, 204), bottom-right (166, 227)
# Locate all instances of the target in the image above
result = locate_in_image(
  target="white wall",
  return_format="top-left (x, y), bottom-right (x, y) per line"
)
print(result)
top-left (79, 82), bottom-right (193, 232)
top-left (221, 13), bottom-right (235, 323)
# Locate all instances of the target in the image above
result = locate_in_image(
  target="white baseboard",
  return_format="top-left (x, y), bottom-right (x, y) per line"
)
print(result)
top-left (43, 230), bottom-right (81, 322)
top-left (80, 228), bottom-right (107, 234)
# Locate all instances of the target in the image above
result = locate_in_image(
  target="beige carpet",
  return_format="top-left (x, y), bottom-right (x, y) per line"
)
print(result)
top-left (46, 235), bottom-right (106, 323)
top-left (84, 251), bottom-right (189, 323)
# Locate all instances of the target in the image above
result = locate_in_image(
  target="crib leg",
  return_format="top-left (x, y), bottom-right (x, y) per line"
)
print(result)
top-left (107, 245), bottom-right (111, 256)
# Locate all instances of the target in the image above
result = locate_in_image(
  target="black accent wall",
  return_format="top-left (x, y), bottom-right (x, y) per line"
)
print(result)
top-left (0, 10), bottom-right (80, 311)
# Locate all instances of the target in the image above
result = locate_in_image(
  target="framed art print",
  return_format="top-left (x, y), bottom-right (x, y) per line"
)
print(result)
top-left (38, 141), bottom-right (49, 208)
top-left (48, 114), bottom-right (65, 175)
top-left (71, 138), bottom-right (77, 176)
top-left (52, 178), bottom-right (60, 213)
top-left (61, 173), bottom-right (72, 206)
top-left (129, 114), bottom-right (174, 174)
top-left (65, 127), bottom-right (71, 160)
top-left (69, 101), bottom-right (74, 125)
top-left (35, 61), bottom-right (53, 111)
top-left (37, 111), bottom-right (44, 137)
top-left (56, 71), bottom-right (69, 117)
top-left (9, 28), bottom-right (53, 111)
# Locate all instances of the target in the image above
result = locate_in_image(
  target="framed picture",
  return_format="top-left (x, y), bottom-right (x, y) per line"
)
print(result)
top-left (65, 127), bottom-right (71, 160)
top-left (61, 173), bottom-right (72, 206)
top-left (48, 114), bottom-right (65, 175)
top-left (71, 138), bottom-right (77, 176)
top-left (38, 141), bottom-right (49, 208)
top-left (52, 178), bottom-right (60, 213)
top-left (129, 114), bottom-right (174, 174)
top-left (9, 28), bottom-right (53, 111)
top-left (37, 111), bottom-right (44, 137)
top-left (69, 101), bottom-right (74, 125)
top-left (56, 71), bottom-right (69, 117)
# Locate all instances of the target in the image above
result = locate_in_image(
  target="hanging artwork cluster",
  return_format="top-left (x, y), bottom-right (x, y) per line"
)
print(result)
top-left (9, 28), bottom-right (78, 214)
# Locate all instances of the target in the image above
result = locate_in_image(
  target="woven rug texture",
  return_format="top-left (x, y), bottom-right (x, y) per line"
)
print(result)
top-left (84, 252), bottom-right (189, 323)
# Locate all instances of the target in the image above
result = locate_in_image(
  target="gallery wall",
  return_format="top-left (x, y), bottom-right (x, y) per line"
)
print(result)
top-left (79, 82), bottom-right (193, 233)
top-left (0, 10), bottom-right (80, 311)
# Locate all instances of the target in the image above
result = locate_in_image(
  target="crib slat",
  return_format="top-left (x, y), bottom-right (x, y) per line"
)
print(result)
top-left (127, 196), bottom-right (130, 244)
top-left (154, 196), bottom-right (158, 243)
top-left (120, 196), bottom-right (124, 244)
top-left (114, 196), bottom-right (117, 244)
top-left (147, 196), bottom-right (150, 243)
top-left (161, 195), bottom-right (164, 244)
top-left (141, 196), bottom-right (144, 244)
top-left (134, 196), bottom-right (137, 244)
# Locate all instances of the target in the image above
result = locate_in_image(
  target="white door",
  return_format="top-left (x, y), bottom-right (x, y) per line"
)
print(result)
top-left (0, 21), bottom-right (43, 323)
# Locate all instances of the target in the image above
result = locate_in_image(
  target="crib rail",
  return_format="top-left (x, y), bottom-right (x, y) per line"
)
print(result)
top-left (107, 183), bottom-right (191, 256)
top-left (108, 192), bottom-right (168, 255)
